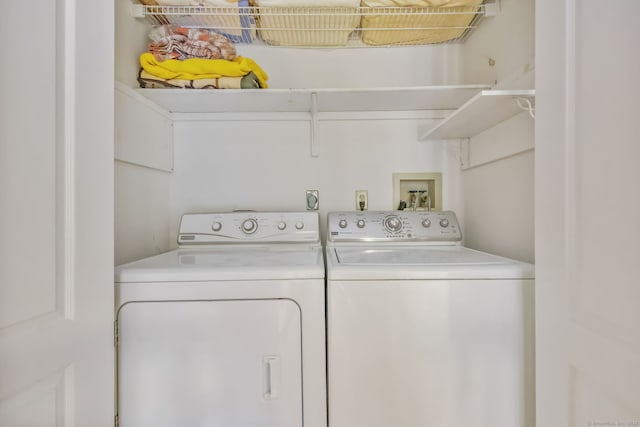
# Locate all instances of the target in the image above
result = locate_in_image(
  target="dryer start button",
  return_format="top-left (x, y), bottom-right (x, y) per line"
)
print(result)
top-left (241, 218), bottom-right (258, 234)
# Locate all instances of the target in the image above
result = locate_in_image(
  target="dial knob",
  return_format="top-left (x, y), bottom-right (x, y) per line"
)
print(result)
top-left (384, 216), bottom-right (403, 233)
top-left (357, 219), bottom-right (366, 228)
top-left (241, 218), bottom-right (258, 234)
top-left (338, 220), bottom-right (348, 229)
top-left (211, 222), bottom-right (222, 232)
top-left (277, 221), bottom-right (287, 230)
top-left (295, 221), bottom-right (304, 230)
top-left (421, 219), bottom-right (431, 228)
top-left (439, 218), bottom-right (450, 228)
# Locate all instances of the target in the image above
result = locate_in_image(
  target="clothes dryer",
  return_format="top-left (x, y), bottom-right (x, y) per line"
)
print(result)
top-left (115, 211), bottom-right (326, 427)
top-left (326, 210), bottom-right (534, 427)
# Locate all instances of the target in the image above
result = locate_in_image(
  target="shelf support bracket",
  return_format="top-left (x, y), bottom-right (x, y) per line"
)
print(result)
top-left (310, 92), bottom-right (319, 157)
top-left (130, 4), bottom-right (145, 18)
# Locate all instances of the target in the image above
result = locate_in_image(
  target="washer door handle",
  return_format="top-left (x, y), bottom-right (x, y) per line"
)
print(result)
top-left (263, 355), bottom-right (279, 400)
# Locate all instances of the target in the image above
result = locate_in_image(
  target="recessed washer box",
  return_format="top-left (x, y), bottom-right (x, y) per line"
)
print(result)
top-left (392, 173), bottom-right (442, 211)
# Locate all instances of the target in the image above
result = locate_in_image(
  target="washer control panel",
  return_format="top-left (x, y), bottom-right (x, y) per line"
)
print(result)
top-left (328, 211), bottom-right (462, 242)
top-left (178, 211), bottom-right (319, 245)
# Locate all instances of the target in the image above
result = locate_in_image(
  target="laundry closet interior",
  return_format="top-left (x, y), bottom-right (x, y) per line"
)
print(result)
top-left (114, 0), bottom-right (535, 266)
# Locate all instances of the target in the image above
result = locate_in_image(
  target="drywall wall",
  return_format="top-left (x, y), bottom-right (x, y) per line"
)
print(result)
top-left (169, 118), bottom-right (462, 243)
top-left (461, 111), bottom-right (535, 263)
top-left (114, 161), bottom-right (172, 265)
top-left (460, 0), bottom-right (535, 262)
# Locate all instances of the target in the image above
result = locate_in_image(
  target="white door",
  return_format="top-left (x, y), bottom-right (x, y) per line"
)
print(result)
top-left (536, 0), bottom-right (640, 425)
top-left (117, 299), bottom-right (303, 427)
top-left (0, 0), bottom-right (114, 426)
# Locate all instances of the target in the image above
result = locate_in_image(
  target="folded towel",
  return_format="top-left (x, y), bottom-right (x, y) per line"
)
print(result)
top-left (141, 0), bottom-right (257, 43)
top-left (138, 68), bottom-right (262, 88)
top-left (139, 52), bottom-right (268, 88)
top-left (148, 25), bottom-right (237, 61)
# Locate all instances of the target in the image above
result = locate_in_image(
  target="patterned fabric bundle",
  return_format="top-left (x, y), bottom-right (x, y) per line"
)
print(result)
top-left (148, 25), bottom-right (237, 61)
top-left (139, 52), bottom-right (269, 88)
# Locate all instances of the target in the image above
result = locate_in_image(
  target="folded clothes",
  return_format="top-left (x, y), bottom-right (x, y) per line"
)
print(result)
top-left (149, 25), bottom-right (236, 61)
top-left (139, 52), bottom-right (268, 88)
top-left (138, 68), bottom-right (262, 88)
top-left (141, 0), bottom-right (257, 43)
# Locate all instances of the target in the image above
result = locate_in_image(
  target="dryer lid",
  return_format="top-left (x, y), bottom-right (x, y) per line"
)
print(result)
top-left (115, 245), bottom-right (325, 282)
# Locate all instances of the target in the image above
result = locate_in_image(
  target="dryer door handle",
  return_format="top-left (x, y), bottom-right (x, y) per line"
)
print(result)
top-left (263, 355), bottom-right (279, 400)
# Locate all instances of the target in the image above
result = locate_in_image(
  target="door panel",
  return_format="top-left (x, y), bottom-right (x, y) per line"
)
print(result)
top-left (0, 0), bottom-right (57, 330)
top-left (117, 299), bottom-right (303, 427)
top-left (536, 0), bottom-right (640, 425)
top-left (0, 0), bottom-right (114, 425)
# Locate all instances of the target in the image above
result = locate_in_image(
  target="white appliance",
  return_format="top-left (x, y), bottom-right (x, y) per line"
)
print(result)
top-left (326, 210), bottom-right (535, 427)
top-left (114, 211), bottom-right (326, 427)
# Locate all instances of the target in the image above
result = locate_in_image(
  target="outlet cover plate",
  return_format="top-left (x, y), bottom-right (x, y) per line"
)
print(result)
top-left (355, 190), bottom-right (368, 211)
top-left (306, 190), bottom-right (319, 210)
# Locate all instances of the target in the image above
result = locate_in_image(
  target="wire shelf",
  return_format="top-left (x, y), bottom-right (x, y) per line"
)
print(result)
top-left (135, 3), bottom-right (490, 47)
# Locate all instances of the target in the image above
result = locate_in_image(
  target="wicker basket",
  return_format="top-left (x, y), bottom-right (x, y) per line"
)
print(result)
top-left (360, 0), bottom-right (483, 45)
top-left (253, 4), bottom-right (360, 47)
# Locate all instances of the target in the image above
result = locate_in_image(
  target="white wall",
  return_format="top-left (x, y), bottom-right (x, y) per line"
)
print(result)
top-left (114, 162), bottom-right (172, 265)
top-left (113, 0), bottom-right (534, 261)
top-left (463, 0), bottom-right (536, 90)
top-left (460, 0), bottom-right (535, 262)
top-left (169, 118), bottom-right (462, 243)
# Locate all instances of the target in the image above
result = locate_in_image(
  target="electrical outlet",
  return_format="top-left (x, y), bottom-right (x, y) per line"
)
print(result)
top-left (306, 190), bottom-right (319, 210)
top-left (355, 190), bottom-right (368, 211)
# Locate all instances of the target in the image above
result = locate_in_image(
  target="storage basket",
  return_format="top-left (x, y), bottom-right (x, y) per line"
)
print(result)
top-left (360, 0), bottom-right (483, 45)
top-left (252, 1), bottom-right (360, 47)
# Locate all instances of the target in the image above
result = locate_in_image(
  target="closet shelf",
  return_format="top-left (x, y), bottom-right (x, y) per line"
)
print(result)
top-left (419, 89), bottom-right (535, 140)
top-left (136, 85), bottom-right (491, 114)
top-left (131, 2), bottom-right (497, 47)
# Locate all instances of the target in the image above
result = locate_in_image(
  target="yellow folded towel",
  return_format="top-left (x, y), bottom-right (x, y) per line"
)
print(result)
top-left (139, 52), bottom-right (268, 88)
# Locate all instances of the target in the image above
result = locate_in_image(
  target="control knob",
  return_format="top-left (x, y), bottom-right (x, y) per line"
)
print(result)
top-left (338, 220), bottom-right (348, 229)
top-left (277, 221), bottom-right (287, 230)
top-left (421, 219), bottom-right (431, 228)
top-left (439, 218), bottom-right (450, 228)
top-left (357, 219), bottom-right (366, 228)
top-left (384, 216), bottom-right (403, 233)
top-left (241, 218), bottom-right (258, 234)
top-left (295, 221), bottom-right (304, 230)
top-left (211, 222), bottom-right (222, 232)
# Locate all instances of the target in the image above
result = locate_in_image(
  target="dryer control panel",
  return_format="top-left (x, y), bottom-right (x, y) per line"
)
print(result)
top-left (327, 211), bottom-right (462, 243)
top-left (179, 211), bottom-right (320, 245)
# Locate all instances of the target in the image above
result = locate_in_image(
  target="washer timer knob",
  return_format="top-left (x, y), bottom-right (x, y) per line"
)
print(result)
top-left (421, 219), bottom-right (431, 228)
top-left (211, 222), bottom-right (222, 232)
top-left (439, 218), bottom-right (450, 228)
top-left (357, 219), bottom-right (366, 228)
top-left (384, 216), bottom-right (403, 233)
top-left (338, 220), bottom-right (348, 229)
top-left (241, 218), bottom-right (258, 234)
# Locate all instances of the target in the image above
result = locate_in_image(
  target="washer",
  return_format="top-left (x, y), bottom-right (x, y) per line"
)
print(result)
top-left (115, 211), bottom-right (326, 427)
top-left (326, 210), bottom-right (535, 427)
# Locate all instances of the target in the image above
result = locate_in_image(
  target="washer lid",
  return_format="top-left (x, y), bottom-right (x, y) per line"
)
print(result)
top-left (327, 245), bottom-right (534, 280)
top-left (115, 244), bottom-right (324, 282)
